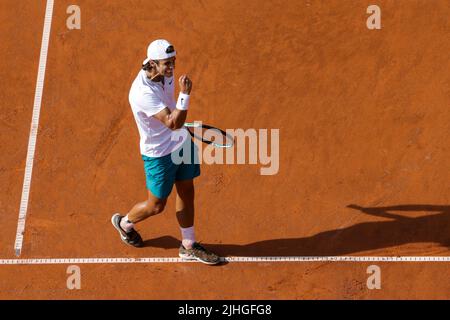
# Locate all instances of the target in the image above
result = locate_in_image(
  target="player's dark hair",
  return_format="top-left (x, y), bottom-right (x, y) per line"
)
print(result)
top-left (142, 60), bottom-right (159, 71)
top-left (142, 62), bottom-right (150, 71)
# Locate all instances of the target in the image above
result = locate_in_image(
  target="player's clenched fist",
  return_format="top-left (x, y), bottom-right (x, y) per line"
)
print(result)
top-left (179, 75), bottom-right (192, 95)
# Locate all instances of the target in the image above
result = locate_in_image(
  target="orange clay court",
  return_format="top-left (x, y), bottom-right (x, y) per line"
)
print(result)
top-left (0, 0), bottom-right (449, 299)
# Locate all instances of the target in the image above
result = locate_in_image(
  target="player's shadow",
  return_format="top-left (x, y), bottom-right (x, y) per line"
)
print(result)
top-left (143, 205), bottom-right (450, 256)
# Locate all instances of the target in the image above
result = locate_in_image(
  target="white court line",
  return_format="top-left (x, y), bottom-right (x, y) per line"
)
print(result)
top-left (1, 256), bottom-right (450, 265)
top-left (14, 0), bottom-right (55, 257)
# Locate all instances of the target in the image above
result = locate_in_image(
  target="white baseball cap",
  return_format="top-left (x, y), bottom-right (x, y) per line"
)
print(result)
top-left (142, 39), bottom-right (176, 65)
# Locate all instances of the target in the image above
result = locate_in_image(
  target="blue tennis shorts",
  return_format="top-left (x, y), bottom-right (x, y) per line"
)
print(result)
top-left (142, 138), bottom-right (200, 199)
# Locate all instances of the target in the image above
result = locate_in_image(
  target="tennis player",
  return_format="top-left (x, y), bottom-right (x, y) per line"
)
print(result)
top-left (111, 39), bottom-right (220, 265)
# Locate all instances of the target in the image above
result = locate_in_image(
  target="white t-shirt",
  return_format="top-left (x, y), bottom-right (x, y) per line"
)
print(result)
top-left (129, 70), bottom-right (188, 157)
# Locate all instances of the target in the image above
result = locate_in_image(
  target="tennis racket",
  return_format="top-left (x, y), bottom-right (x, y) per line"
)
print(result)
top-left (184, 122), bottom-right (234, 148)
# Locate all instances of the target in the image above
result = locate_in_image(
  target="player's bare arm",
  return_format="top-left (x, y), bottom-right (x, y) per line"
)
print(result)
top-left (153, 74), bottom-right (192, 130)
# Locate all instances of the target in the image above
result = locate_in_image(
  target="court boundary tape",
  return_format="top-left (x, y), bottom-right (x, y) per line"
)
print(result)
top-left (14, 0), bottom-right (55, 257)
top-left (1, 256), bottom-right (450, 265)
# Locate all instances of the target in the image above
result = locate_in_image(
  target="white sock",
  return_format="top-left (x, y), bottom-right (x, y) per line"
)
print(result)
top-left (120, 215), bottom-right (135, 233)
top-left (180, 226), bottom-right (196, 249)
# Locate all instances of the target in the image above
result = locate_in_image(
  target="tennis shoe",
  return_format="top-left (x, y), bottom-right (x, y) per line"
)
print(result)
top-left (111, 213), bottom-right (143, 247)
top-left (179, 242), bottom-right (221, 265)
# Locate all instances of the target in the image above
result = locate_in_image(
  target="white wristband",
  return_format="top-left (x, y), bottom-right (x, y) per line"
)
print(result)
top-left (176, 93), bottom-right (190, 111)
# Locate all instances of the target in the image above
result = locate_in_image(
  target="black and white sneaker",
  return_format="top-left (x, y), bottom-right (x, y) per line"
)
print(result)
top-left (111, 213), bottom-right (143, 247)
top-left (179, 242), bottom-right (221, 265)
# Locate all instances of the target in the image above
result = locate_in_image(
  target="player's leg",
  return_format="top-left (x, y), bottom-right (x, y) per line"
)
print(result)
top-left (175, 179), bottom-right (195, 249)
top-left (174, 140), bottom-right (199, 249)
top-left (112, 152), bottom-right (176, 247)
top-left (111, 192), bottom-right (167, 247)
top-left (175, 139), bottom-right (220, 265)
top-left (175, 179), bottom-right (219, 265)
top-left (127, 192), bottom-right (167, 223)
top-left (175, 179), bottom-right (195, 228)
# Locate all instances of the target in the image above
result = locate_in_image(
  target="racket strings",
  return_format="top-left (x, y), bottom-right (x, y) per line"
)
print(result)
top-left (185, 124), bottom-right (234, 148)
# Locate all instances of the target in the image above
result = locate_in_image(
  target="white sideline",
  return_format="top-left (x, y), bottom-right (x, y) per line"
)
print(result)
top-left (14, 0), bottom-right (55, 257)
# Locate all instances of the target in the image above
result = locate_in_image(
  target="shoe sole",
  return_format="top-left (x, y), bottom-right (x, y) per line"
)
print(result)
top-left (179, 252), bottom-right (221, 265)
top-left (111, 213), bottom-right (138, 247)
